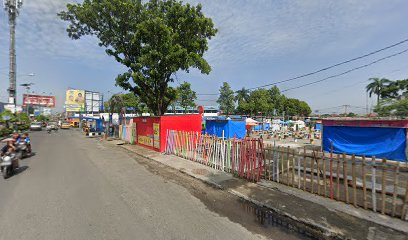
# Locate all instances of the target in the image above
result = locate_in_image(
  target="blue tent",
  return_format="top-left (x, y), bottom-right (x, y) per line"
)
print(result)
top-left (253, 123), bottom-right (271, 131)
top-left (323, 126), bottom-right (407, 162)
top-left (205, 119), bottom-right (246, 139)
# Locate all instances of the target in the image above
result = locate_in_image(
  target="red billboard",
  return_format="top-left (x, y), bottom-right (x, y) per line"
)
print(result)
top-left (23, 94), bottom-right (56, 108)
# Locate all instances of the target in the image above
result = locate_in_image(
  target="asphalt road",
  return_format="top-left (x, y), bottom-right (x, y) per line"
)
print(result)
top-left (0, 130), bottom-right (268, 240)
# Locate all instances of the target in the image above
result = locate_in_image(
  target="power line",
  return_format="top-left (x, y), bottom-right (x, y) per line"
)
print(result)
top-left (247, 38), bottom-right (408, 90)
top-left (197, 37), bottom-right (408, 96)
top-left (281, 48), bottom-right (408, 93)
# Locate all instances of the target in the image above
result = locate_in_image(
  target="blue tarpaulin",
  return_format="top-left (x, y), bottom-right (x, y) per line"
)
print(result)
top-left (323, 126), bottom-right (407, 162)
top-left (253, 123), bottom-right (271, 131)
top-left (205, 120), bottom-right (246, 139)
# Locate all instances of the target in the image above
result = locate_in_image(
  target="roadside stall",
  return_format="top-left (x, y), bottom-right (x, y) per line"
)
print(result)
top-left (205, 118), bottom-right (246, 139)
top-left (133, 114), bottom-right (202, 152)
top-left (322, 119), bottom-right (408, 162)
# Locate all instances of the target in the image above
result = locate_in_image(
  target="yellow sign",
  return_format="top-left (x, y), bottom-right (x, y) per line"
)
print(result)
top-left (65, 90), bottom-right (85, 112)
top-left (138, 136), bottom-right (153, 147)
top-left (153, 123), bottom-right (160, 149)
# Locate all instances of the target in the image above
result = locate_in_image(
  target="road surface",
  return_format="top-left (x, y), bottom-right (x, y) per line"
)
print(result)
top-left (0, 130), bottom-right (304, 240)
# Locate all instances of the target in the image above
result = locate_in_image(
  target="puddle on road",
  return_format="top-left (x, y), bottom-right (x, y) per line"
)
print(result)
top-left (236, 199), bottom-right (318, 240)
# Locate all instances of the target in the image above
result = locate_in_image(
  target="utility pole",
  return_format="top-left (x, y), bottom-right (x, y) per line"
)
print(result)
top-left (20, 82), bottom-right (34, 115)
top-left (343, 104), bottom-right (351, 115)
top-left (4, 0), bottom-right (23, 111)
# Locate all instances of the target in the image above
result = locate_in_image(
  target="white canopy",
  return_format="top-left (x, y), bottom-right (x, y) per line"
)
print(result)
top-left (246, 118), bottom-right (259, 126)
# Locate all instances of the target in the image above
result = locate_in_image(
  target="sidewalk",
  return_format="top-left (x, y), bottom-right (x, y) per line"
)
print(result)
top-left (108, 140), bottom-right (408, 240)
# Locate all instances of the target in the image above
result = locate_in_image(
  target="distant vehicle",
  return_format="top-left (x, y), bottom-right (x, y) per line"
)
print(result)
top-left (60, 121), bottom-right (71, 129)
top-left (30, 122), bottom-right (42, 131)
top-left (47, 121), bottom-right (58, 130)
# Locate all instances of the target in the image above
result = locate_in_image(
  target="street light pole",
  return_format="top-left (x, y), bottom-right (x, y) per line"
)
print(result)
top-left (4, 0), bottom-right (23, 110)
top-left (20, 82), bottom-right (34, 115)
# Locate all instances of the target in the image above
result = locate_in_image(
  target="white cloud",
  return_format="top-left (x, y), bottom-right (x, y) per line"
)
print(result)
top-left (0, 0), bottom-right (405, 69)
top-left (188, 0), bottom-right (403, 65)
top-left (0, 0), bottom-right (108, 66)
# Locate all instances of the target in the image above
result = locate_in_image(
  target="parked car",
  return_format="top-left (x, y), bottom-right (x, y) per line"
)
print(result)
top-left (30, 122), bottom-right (42, 131)
top-left (60, 121), bottom-right (71, 129)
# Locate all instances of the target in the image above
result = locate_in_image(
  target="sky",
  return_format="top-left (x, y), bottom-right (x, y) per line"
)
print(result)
top-left (1, 0), bottom-right (408, 114)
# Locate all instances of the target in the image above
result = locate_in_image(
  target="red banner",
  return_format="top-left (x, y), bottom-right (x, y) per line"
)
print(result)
top-left (23, 94), bottom-right (56, 108)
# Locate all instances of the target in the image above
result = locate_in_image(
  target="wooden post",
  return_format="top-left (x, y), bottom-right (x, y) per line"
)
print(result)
top-left (303, 147), bottom-right (307, 191)
top-left (352, 154), bottom-right (357, 207)
top-left (343, 153), bottom-right (349, 204)
top-left (281, 146), bottom-right (285, 183)
top-left (264, 144), bottom-right (268, 179)
top-left (381, 159), bottom-right (387, 215)
top-left (401, 180), bottom-right (408, 220)
top-left (322, 151), bottom-right (327, 197)
top-left (311, 151), bottom-right (315, 194)
top-left (362, 156), bottom-right (368, 210)
top-left (276, 146), bottom-right (280, 183)
top-left (286, 146), bottom-right (290, 185)
top-left (329, 142), bottom-right (334, 199)
top-left (336, 154), bottom-right (340, 200)
top-left (268, 144), bottom-right (272, 180)
top-left (372, 157), bottom-right (377, 213)
top-left (317, 152), bottom-right (321, 195)
top-left (297, 150), bottom-right (301, 189)
top-left (292, 149), bottom-right (295, 187)
top-left (392, 163), bottom-right (399, 217)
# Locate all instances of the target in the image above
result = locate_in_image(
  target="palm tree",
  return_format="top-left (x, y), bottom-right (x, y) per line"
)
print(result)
top-left (235, 87), bottom-right (250, 104)
top-left (366, 78), bottom-right (391, 106)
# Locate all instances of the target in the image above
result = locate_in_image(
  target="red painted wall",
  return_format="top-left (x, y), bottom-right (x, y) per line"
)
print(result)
top-left (133, 117), bottom-right (160, 151)
top-left (159, 114), bottom-right (202, 152)
top-left (133, 114), bottom-right (202, 152)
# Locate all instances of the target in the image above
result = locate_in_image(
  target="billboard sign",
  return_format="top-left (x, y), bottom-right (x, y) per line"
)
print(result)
top-left (65, 90), bottom-right (85, 112)
top-left (23, 94), bottom-right (55, 108)
top-left (85, 91), bottom-right (103, 113)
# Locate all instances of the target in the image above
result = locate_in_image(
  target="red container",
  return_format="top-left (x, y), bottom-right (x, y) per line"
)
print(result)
top-left (133, 114), bottom-right (202, 152)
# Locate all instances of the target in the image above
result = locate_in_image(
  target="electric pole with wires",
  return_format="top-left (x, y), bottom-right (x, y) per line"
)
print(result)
top-left (3, 0), bottom-right (23, 111)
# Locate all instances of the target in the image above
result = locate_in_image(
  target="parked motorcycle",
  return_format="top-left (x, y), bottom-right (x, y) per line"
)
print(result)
top-left (1, 154), bottom-right (17, 179)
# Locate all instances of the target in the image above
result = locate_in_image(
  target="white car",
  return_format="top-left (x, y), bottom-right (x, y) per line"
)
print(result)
top-left (30, 122), bottom-right (42, 131)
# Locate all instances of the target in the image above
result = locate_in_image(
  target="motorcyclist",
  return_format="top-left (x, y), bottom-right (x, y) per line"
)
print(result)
top-left (21, 133), bottom-right (32, 154)
top-left (1, 140), bottom-right (15, 156)
top-left (1, 139), bottom-right (19, 169)
top-left (12, 132), bottom-right (21, 144)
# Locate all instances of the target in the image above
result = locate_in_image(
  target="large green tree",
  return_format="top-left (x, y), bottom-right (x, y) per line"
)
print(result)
top-left (235, 87), bottom-right (250, 115)
top-left (247, 89), bottom-right (273, 115)
top-left (59, 0), bottom-right (217, 115)
top-left (105, 93), bottom-right (140, 114)
top-left (366, 78), bottom-right (391, 106)
top-left (176, 82), bottom-right (197, 113)
top-left (282, 98), bottom-right (312, 117)
top-left (269, 86), bottom-right (286, 115)
top-left (217, 82), bottom-right (235, 116)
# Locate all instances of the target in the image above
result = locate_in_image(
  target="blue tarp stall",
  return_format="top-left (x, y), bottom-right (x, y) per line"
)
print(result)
top-left (205, 119), bottom-right (246, 139)
top-left (80, 116), bottom-right (103, 132)
top-left (322, 120), bottom-right (408, 162)
top-left (253, 123), bottom-right (271, 131)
